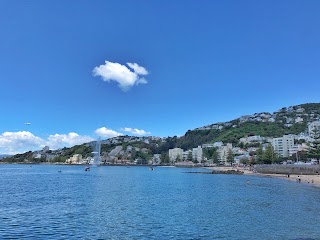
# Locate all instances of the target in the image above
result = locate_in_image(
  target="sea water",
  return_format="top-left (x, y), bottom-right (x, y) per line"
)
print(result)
top-left (0, 164), bottom-right (320, 240)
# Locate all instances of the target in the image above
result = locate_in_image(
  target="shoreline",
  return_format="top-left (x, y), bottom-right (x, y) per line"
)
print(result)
top-left (2, 163), bottom-right (320, 188)
top-left (209, 166), bottom-right (320, 188)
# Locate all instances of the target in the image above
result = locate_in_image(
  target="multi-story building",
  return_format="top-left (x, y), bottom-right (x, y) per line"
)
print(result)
top-left (217, 143), bottom-right (232, 164)
top-left (169, 148), bottom-right (183, 162)
top-left (182, 150), bottom-right (192, 161)
top-left (272, 135), bottom-right (294, 158)
top-left (192, 146), bottom-right (203, 162)
top-left (288, 143), bottom-right (309, 156)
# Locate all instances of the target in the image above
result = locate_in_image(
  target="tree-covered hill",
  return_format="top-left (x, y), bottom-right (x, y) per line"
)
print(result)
top-left (174, 103), bottom-right (320, 150)
top-left (2, 103), bottom-right (320, 163)
top-left (175, 121), bottom-right (307, 150)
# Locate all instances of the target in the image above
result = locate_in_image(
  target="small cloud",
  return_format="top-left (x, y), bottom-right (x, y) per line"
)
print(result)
top-left (24, 122), bottom-right (31, 125)
top-left (127, 62), bottom-right (149, 75)
top-left (47, 132), bottom-right (94, 149)
top-left (93, 61), bottom-right (149, 91)
top-left (95, 127), bottom-right (123, 138)
top-left (121, 127), bottom-right (151, 136)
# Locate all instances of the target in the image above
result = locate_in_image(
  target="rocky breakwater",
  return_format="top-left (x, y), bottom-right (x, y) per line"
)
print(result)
top-left (186, 169), bottom-right (244, 175)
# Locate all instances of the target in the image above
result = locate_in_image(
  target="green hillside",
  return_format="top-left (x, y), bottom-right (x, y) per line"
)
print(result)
top-left (2, 103), bottom-right (320, 163)
top-left (174, 103), bottom-right (320, 150)
top-left (175, 121), bottom-right (307, 150)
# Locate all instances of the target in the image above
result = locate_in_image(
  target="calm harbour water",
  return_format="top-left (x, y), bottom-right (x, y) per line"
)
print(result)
top-left (0, 164), bottom-right (320, 240)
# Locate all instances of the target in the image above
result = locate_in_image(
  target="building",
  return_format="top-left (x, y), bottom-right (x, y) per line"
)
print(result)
top-left (202, 143), bottom-right (215, 148)
top-left (169, 148), bottom-right (183, 162)
top-left (192, 146), bottom-right (203, 162)
top-left (217, 143), bottom-right (232, 164)
top-left (272, 135), bottom-right (294, 158)
top-left (295, 117), bottom-right (304, 123)
top-left (240, 135), bottom-right (264, 144)
top-left (288, 143), bottom-right (309, 156)
top-left (213, 142), bottom-right (223, 147)
top-left (67, 154), bottom-right (83, 164)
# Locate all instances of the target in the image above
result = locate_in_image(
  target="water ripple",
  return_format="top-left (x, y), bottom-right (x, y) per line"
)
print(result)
top-left (1, 164), bottom-right (320, 239)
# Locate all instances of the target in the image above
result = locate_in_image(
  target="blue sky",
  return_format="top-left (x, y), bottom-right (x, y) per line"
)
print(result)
top-left (1, 0), bottom-right (320, 154)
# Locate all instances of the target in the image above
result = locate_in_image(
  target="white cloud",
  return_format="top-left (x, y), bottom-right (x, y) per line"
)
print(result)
top-left (93, 61), bottom-right (149, 91)
top-left (95, 127), bottom-right (123, 138)
top-left (0, 131), bottom-right (46, 155)
top-left (127, 62), bottom-right (149, 75)
top-left (47, 132), bottom-right (94, 150)
top-left (0, 131), bottom-right (94, 155)
top-left (121, 127), bottom-right (151, 136)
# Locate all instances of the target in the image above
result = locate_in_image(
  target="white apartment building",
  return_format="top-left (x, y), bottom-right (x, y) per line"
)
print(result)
top-left (218, 143), bottom-right (232, 163)
top-left (182, 150), bottom-right (192, 161)
top-left (169, 148), bottom-right (183, 162)
top-left (272, 135), bottom-right (294, 158)
top-left (67, 154), bottom-right (83, 164)
top-left (192, 146), bottom-right (203, 162)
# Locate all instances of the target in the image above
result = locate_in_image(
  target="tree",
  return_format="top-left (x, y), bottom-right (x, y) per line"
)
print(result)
top-left (308, 126), bottom-right (320, 159)
top-left (263, 144), bottom-right (278, 164)
top-left (226, 149), bottom-right (234, 165)
top-left (203, 148), bottom-right (212, 159)
top-left (256, 146), bottom-right (264, 164)
top-left (160, 152), bottom-right (169, 164)
top-left (299, 150), bottom-right (308, 162)
top-left (187, 151), bottom-right (193, 162)
top-left (240, 157), bottom-right (249, 165)
top-left (212, 150), bottom-right (220, 164)
top-left (201, 155), bottom-right (206, 163)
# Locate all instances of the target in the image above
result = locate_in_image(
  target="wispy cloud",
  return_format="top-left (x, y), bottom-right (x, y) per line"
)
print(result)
top-left (93, 61), bottom-right (149, 91)
top-left (121, 127), bottom-right (151, 136)
top-left (95, 127), bottom-right (123, 138)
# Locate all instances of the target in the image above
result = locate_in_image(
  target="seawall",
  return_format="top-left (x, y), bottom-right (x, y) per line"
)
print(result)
top-left (254, 164), bottom-right (320, 175)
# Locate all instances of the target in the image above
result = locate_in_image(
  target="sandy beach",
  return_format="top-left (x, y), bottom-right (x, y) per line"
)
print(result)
top-left (210, 166), bottom-right (320, 187)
